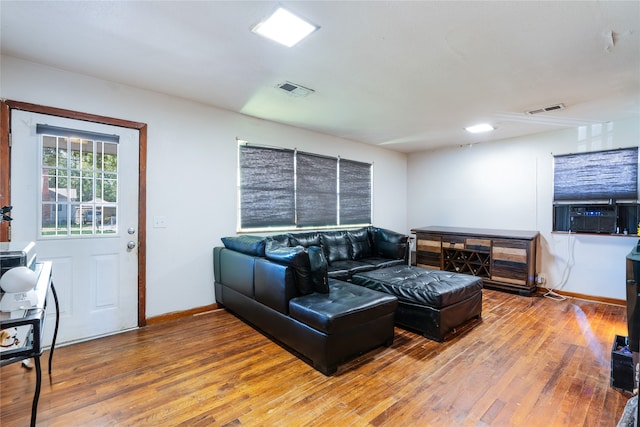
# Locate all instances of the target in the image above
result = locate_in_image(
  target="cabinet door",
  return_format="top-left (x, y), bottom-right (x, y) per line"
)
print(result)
top-left (491, 239), bottom-right (533, 287)
top-left (416, 233), bottom-right (442, 269)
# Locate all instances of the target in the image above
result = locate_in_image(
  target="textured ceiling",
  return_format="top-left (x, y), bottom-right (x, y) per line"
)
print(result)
top-left (1, 1), bottom-right (639, 153)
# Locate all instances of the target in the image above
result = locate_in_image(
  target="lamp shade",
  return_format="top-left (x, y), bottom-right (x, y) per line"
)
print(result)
top-left (0, 267), bottom-right (37, 293)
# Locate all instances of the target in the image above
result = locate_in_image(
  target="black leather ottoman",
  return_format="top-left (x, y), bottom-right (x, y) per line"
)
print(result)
top-left (352, 265), bottom-right (483, 341)
top-left (289, 280), bottom-right (398, 374)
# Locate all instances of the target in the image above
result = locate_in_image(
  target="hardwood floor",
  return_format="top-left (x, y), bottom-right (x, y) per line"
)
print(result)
top-left (0, 289), bottom-right (634, 426)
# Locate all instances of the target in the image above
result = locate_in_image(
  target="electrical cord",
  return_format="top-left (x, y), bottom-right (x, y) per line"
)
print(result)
top-left (543, 231), bottom-right (575, 302)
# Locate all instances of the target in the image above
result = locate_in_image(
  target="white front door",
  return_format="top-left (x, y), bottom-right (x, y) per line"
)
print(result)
top-left (10, 110), bottom-right (139, 344)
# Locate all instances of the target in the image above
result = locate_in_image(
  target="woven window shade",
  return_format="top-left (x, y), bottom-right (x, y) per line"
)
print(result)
top-left (239, 145), bottom-right (295, 228)
top-left (296, 152), bottom-right (338, 227)
top-left (239, 144), bottom-right (372, 230)
top-left (339, 159), bottom-right (371, 225)
top-left (553, 147), bottom-right (638, 201)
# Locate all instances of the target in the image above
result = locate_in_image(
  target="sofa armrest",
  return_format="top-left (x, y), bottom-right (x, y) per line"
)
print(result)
top-left (213, 247), bottom-right (256, 298)
top-left (373, 228), bottom-right (410, 262)
top-left (254, 258), bottom-right (299, 315)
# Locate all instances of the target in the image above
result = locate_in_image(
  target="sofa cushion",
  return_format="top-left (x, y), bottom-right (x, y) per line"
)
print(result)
top-left (327, 260), bottom-right (373, 279)
top-left (289, 280), bottom-right (397, 334)
top-left (221, 235), bottom-right (266, 257)
top-left (347, 228), bottom-right (373, 260)
top-left (320, 231), bottom-right (352, 263)
top-left (268, 234), bottom-right (291, 246)
top-left (289, 232), bottom-right (321, 248)
top-left (265, 241), bottom-right (314, 295)
top-left (308, 246), bottom-right (329, 293)
top-left (359, 257), bottom-right (406, 269)
top-left (373, 228), bottom-right (409, 260)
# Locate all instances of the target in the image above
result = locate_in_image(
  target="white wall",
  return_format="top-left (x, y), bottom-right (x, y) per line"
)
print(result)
top-left (0, 55), bottom-right (408, 317)
top-left (408, 119), bottom-right (640, 300)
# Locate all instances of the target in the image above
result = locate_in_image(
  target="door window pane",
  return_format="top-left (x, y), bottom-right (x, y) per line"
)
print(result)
top-left (39, 131), bottom-right (119, 236)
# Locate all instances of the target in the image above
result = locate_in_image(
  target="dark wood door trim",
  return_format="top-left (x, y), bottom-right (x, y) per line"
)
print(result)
top-left (0, 102), bottom-right (10, 242)
top-left (0, 100), bottom-right (148, 327)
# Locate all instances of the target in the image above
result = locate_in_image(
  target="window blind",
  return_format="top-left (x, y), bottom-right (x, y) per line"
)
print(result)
top-left (239, 145), bottom-right (295, 228)
top-left (553, 147), bottom-right (638, 201)
top-left (238, 143), bottom-right (372, 230)
top-left (296, 152), bottom-right (338, 226)
top-left (339, 159), bottom-right (372, 225)
top-left (37, 124), bottom-right (120, 143)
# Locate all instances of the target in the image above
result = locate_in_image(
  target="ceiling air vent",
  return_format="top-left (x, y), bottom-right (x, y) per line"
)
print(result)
top-left (526, 103), bottom-right (565, 115)
top-left (276, 81), bottom-right (315, 97)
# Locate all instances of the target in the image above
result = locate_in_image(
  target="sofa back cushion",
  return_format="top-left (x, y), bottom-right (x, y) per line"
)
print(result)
top-left (289, 231), bottom-right (321, 248)
top-left (373, 227), bottom-right (409, 260)
top-left (269, 234), bottom-right (291, 246)
top-left (347, 227), bottom-right (374, 260)
top-left (308, 246), bottom-right (329, 293)
top-left (221, 235), bottom-right (266, 257)
top-left (265, 239), bottom-right (314, 295)
top-left (320, 231), bottom-right (352, 263)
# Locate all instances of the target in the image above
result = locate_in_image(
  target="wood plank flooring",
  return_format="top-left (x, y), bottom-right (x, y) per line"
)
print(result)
top-left (0, 289), bottom-right (634, 426)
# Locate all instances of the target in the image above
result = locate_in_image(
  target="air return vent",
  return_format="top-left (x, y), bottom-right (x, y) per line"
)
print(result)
top-left (526, 103), bottom-right (565, 115)
top-left (276, 81), bottom-right (315, 97)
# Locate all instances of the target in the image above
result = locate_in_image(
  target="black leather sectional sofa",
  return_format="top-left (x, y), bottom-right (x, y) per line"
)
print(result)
top-left (213, 226), bottom-right (409, 374)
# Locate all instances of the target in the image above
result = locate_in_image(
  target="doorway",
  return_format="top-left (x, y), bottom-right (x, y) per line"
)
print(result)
top-left (0, 100), bottom-right (147, 344)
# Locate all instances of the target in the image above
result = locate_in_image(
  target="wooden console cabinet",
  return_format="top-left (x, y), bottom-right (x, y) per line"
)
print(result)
top-left (411, 226), bottom-right (539, 296)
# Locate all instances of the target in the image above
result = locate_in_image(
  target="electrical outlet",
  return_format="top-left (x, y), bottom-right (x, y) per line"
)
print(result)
top-left (536, 273), bottom-right (546, 285)
top-left (153, 215), bottom-right (167, 228)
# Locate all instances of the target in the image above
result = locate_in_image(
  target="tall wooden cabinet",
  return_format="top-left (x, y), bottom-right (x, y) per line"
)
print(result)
top-left (411, 226), bottom-right (539, 296)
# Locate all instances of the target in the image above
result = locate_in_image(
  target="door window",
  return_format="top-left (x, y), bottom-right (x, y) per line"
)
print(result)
top-left (40, 130), bottom-right (119, 237)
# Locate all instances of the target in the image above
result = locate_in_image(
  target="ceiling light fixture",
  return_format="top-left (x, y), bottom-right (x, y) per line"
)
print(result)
top-left (465, 124), bottom-right (495, 133)
top-left (251, 7), bottom-right (318, 47)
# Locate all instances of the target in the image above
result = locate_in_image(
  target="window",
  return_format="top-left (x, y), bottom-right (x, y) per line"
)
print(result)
top-left (552, 146), bottom-right (639, 234)
top-left (38, 124), bottom-right (119, 236)
top-left (239, 143), bottom-right (372, 231)
top-left (239, 145), bottom-right (294, 228)
top-left (553, 147), bottom-right (638, 202)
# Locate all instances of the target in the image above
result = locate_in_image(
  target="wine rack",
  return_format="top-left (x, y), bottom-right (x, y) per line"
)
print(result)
top-left (443, 248), bottom-right (490, 277)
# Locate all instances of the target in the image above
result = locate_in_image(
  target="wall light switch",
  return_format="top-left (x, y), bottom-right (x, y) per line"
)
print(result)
top-left (153, 215), bottom-right (167, 228)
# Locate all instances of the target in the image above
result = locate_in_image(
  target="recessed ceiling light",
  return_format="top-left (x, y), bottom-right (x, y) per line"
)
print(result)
top-left (465, 124), bottom-right (495, 133)
top-left (251, 7), bottom-right (318, 47)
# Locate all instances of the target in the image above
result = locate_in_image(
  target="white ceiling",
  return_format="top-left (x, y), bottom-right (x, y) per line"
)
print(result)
top-left (1, 1), bottom-right (639, 153)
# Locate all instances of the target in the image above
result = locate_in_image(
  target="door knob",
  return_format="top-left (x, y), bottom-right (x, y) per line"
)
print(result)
top-left (127, 241), bottom-right (136, 249)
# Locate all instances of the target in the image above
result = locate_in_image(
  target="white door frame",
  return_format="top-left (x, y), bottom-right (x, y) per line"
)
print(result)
top-left (0, 100), bottom-right (148, 327)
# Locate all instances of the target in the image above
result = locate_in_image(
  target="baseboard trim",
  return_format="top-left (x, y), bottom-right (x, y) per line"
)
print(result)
top-left (145, 289), bottom-right (624, 324)
top-left (146, 304), bottom-right (221, 325)
top-left (540, 289), bottom-right (625, 306)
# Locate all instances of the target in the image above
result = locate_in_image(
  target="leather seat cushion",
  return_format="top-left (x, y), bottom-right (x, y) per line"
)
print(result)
top-left (289, 280), bottom-right (397, 334)
top-left (327, 260), bottom-right (372, 277)
top-left (352, 265), bottom-right (482, 309)
top-left (359, 257), bottom-right (406, 269)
